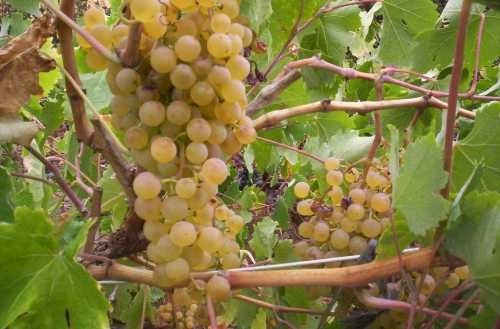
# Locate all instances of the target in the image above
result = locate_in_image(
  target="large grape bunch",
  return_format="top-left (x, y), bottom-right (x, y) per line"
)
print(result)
top-left (78, 0), bottom-right (256, 302)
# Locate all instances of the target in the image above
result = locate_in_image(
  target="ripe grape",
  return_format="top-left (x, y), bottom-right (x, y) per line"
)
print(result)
top-left (182, 245), bottom-right (205, 267)
top-left (313, 221), bottom-right (330, 242)
top-left (187, 188), bottom-right (210, 210)
top-left (219, 0), bottom-right (239, 18)
top-left (370, 192), bottom-right (391, 213)
top-left (185, 142), bottom-right (209, 164)
top-left (214, 101), bottom-right (243, 124)
top-left (294, 240), bottom-right (310, 257)
top-left (419, 274), bottom-right (436, 295)
top-left (349, 188), bottom-right (366, 205)
top-left (200, 158), bottom-right (228, 184)
top-left (229, 34), bottom-right (243, 55)
top-left (134, 197), bottom-right (162, 221)
top-left (324, 157), bottom-right (340, 170)
top-left (208, 120), bottom-right (228, 145)
top-left (297, 199), bottom-right (314, 216)
top-left (221, 80), bottom-right (246, 103)
top-left (454, 266), bottom-right (470, 280)
top-left (208, 65), bottom-right (231, 86)
top-left (207, 33), bottom-right (232, 58)
top-left (294, 182), bottom-right (310, 199)
top-left (326, 170), bottom-right (343, 186)
top-left (328, 186), bottom-right (343, 205)
top-left (170, 64), bottom-right (197, 90)
top-left (162, 196), bottom-right (190, 222)
top-left (171, 0), bottom-right (196, 10)
top-left (305, 246), bottom-right (323, 260)
top-left (366, 171), bottom-right (388, 189)
top-left (197, 227), bottom-right (223, 252)
top-left (228, 23), bottom-right (245, 38)
top-left (219, 238), bottom-right (239, 254)
top-left (192, 57), bottom-right (213, 78)
top-left (170, 221), bottom-right (197, 247)
top-left (191, 251), bottom-right (213, 271)
top-left (175, 35), bottom-right (201, 62)
top-left (226, 214), bottom-right (244, 234)
top-left (136, 85), bottom-right (159, 103)
top-left (133, 172), bottom-right (161, 199)
top-left (192, 203), bottom-right (215, 225)
top-left (124, 126), bottom-right (148, 150)
top-left (361, 219), bottom-right (382, 238)
top-left (116, 68), bottom-right (141, 93)
top-left (330, 207), bottom-right (344, 224)
top-left (445, 273), bottom-right (460, 289)
top-left (89, 24), bottom-right (113, 48)
top-left (221, 253), bottom-right (240, 269)
top-left (86, 49), bottom-right (108, 71)
top-left (139, 101), bottom-right (166, 127)
top-left (298, 221), bottom-right (313, 238)
top-left (211, 13), bottom-right (231, 33)
top-left (175, 178), bottom-right (197, 199)
top-left (166, 100), bottom-right (191, 126)
top-left (220, 130), bottom-right (242, 155)
top-left (173, 288), bottom-right (192, 306)
top-left (151, 136), bottom-right (177, 163)
top-left (130, 0), bottom-right (159, 22)
top-left (346, 203), bottom-right (365, 221)
top-left (226, 55), bottom-right (250, 80)
top-left (165, 258), bottom-right (191, 282)
top-left (190, 81), bottom-right (215, 106)
top-left (234, 117), bottom-right (256, 144)
top-left (345, 168), bottom-right (360, 183)
top-left (349, 235), bottom-right (368, 254)
top-left (83, 7), bottom-right (105, 27)
top-left (143, 13), bottom-right (168, 39)
top-left (187, 118), bottom-right (212, 142)
top-left (242, 27), bottom-right (253, 47)
top-left (150, 46), bottom-right (177, 73)
top-left (200, 181), bottom-right (218, 198)
top-left (215, 205), bottom-right (233, 221)
top-left (143, 220), bottom-right (170, 242)
top-left (330, 229), bottom-right (350, 250)
top-left (206, 276), bottom-right (231, 301)
top-left (148, 235), bottom-right (183, 263)
top-left (341, 217), bottom-right (357, 233)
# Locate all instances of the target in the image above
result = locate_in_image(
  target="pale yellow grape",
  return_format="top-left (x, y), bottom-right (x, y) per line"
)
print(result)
top-left (361, 219), bottom-right (382, 238)
top-left (157, 162), bottom-right (178, 178)
top-left (161, 122), bottom-right (184, 139)
top-left (187, 188), bottom-right (210, 210)
top-left (136, 85), bottom-right (159, 103)
top-left (151, 137), bottom-right (177, 163)
top-left (143, 220), bottom-right (170, 242)
top-left (170, 221), bottom-right (197, 247)
top-left (86, 49), bottom-right (107, 71)
top-left (211, 13), bottom-right (231, 33)
top-left (187, 118), bottom-right (212, 142)
top-left (110, 94), bottom-right (140, 114)
top-left (151, 235), bottom-right (183, 262)
top-left (190, 81), bottom-right (215, 106)
top-left (150, 46), bottom-right (177, 73)
top-left (116, 68), bottom-right (141, 93)
top-left (294, 182), bottom-right (310, 199)
top-left (198, 0), bottom-right (216, 7)
top-left (200, 158), bottom-right (228, 184)
top-left (170, 64), bottom-right (197, 90)
top-left (175, 17), bottom-right (199, 37)
top-left (242, 27), bottom-right (253, 47)
top-left (206, 276), bottom-right (231, 301)
top-left (326, 170), bottom-right (343, 186)
top-left (226, 55), bottom-right (250, 80)
top-left (175, 178), bottom-right (197, 199)
top-left (298, 221), bottom-right (313, 238)
top-left (165, 258), bottom-right (191, 282)
top-left (219, 238), bottom-right (239, 254)
top-left (192, 204), bottom-right (215, 225)
top-left (192, 57), bottom-right (213, 78)
top-left (215, 205), bottom-right (233, 221)
top-left (182, 245), bottom-right (204, 267)
top-left (328, 186), bottom-right (344, 205)
top-left (341, 217), bottom-right (357, 233)
top-left (115, 113), bottom-right (139, 131)
top-left (346, 203), bottom-right (365, 221)
top-left (171, 0), bottom-right (196, 10)
top-left (324, 157), bottom-right (340, 170)
top-left (185, 142), bottom-right (209, 164)
top-left (229, 34), bottom-right (243, 55)
top-left (207, 143), bottom-right (224, 159)
top-left (445, 273), bottom-right (460, 289)
top-left (166, 100), bottom-right (191, 126)
top-left (221, 253), bottom-right (240, 269)
top-left (214, 101), bottom-right (242, 124)
top-left (313, 221), bottom-right (330, 242)
top-left (175, 35), bottom-right (201, 62)
top-left (345, 169), bottom-right (360, 183)
top-left (197, 227), bottom-right (223, 252)
top-left (207, 33), bottom-right (232, 58)
top-left (419, 274), bottom-right (436, 295)
top-left (297, 199), bottom-right (314, 216)
top-left (370, 192), bottom-right (391, 213)
top-left (226, 214), bottom-right (244, 234)
top-left (130, 0), bottom-right (159, 22)
top-left (221, 80), bottom-right (246, 102)
top-left (139, 101), bottom-right (165, 127)
top-left (366, 171), bottom-right (389, 189)
top-left (191, 251), bottom-right (213, 271)
top-left (143, 13), bottom-right (167, 39)
top-left (228, 23), bottom-right (244, 38)
top-left (83, 7), bottom-right (105, 27)
top-left (76, 27), bottom-right (91, 48)
top-left (208, 65), bottom-right (231, 86)
top-left (89, 24), bottom-right (113, 48)
top-left (454, 266), bottom-right (470, 280)
top-left (234, 118), bottom-right (256, 144)
top-left (125, 126), bottom-right (149, 150)
top-left (173, 288), bottom-right (192, 307)
top-left (294, 241), bottom-right (309, 257)
top-left (133, 171), bottom-right (161, 199)
top-left (305, 246), bottom-right (323, 260)
top-left (200, 181), bottom-right (218, 198)
top-left (162, 196), bottom-right (190, 222)
top-left (349, 188), bottom-right (366, 205)
top-left (208, 120), bottom-right (228, 145)
top-left (349, 236), bottom-right (368, 254)
top-left (330, 229), bottom-right (350, 250)
top-left (221, 130), bottom-right (243, 155)
top-left (134, 197), bottom-right (162, 221)
top-left (131, 149), bottom-right (156, 171)
top-left (219, 0), bottom-right (239, 19)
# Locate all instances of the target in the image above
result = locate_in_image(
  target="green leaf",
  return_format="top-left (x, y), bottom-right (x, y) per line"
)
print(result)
top-left (249, 217), bottom-right (278, 260)
top-left (0, 207), bottom-right (109, 329)
top-left (124, 285), bottom-right (150, 329)
top-left (80, 72), bottom-right (112, 112)
top-left (388, 125), bottom-right (400, 189)
top-left (446, 192), bottom-right (500, 313)
top-left (240, 0), bottom-right (273, 33)
top-left (251, 309), bottom-right (267, 329)
top-left (6, 0), bottom-right (40, 15)
top-left (37, 99), bottom-right (65, 140)
top-left (0, 167), bottom-right (14, 222)
top-left (222, 290), bottom-right (259, 329)
top-left (376, 211), bottom-right (416, 259)
top-left (274, 239), bottom-right (299, 263)
top-left (453, 103), bottom-right (500, 193)
top-left (378, 0), bottom-right (438, 67)
top-left (321, 131), bottom-right (375, 163)
top-left (393, 135), bottom-right (450, 235)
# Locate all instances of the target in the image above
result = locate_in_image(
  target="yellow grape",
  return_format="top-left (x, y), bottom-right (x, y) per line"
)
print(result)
top-left (294, 182), bottom-right (310, 199)
top-left (229, 34), bottom-right (243, 55)
top-left (150, 46), bottom-right (177, 73)
top-left (125, 126), bottom-right (149, 150)
top-left (170, 64), bottom-right (197, 90)
top-left (348, 235), bottom-right (368, 254)
top-left (89, 24), bottom-right (113, 48)
top-left (192, 57), bottom-right (213, 78)
top-left (211, 13), bottom-right (231, 33)
top-left (190, 81), bottom-right (215, 106)
top-left (298, 221), bottom-right (313, 238)
top-left (361, 219), bottom-right (382, 238)
top-left (221, 80), bottom-right (246, 103)
top-left (143, 220), bottom-right (170, 242)
top-left (328, 186), bottom-right (344, 205)
top-left (220, 130), bottom-right (243, 155)
top-left (182, 245), bottom-right (205, 267)
top-left (228, 23), bottom-right (245, 38)
top-left (165, 258), bottom-right (191, 282)
top-left (200, 181), bottom-right (218, 198)
top-left (366, 171), bottom-right (388, 189)
top-left (83, 7), bottom-right (105, 27)
top-left (346, 203), bottom-right (365, 221)
top-left (214, 101), bottom-right (243, 124)
top-left (197, 227), bottom-right (223, 252)
top-left (133, 171), bottom-right (161, 199)
top-left (149, 235), bottom-right (183, 262)
top-left (206, 276), bottom-right (231, 301)
top-left (208, 65), bottom-right (232, 86)
top-left (191, 251), bottom-right (213, 271)
top-left (294, 240), bottom-right (310, 258)
top-left (200, 158), bottom-right (228, 184)
top-left (185, 142), bottom-right (209, 164)
top-left (166, 100), bottom-right (191, 126)
top-left (326, 170), bottom-right (343, 186)
top-left (131, 149), bottom-right (156, 171)
top-left (345, 168), bottom-right (360, 183)
top-left (312, 221), bottom-right (330, 242)
top-left (173, 288), bottom-right (192, 307)
top-left (171, 0), bottom-right (196, 10)
top-left (219, 0), bottom-right (239, 19)
top-left (215, 205), bottom-right (233, 221)
top-left (175, 35), bottom-right (201, 62)
top-left (136, 85), bottom-right (159, 103)
top-left (208, 120), bottom-right (228, 145)
top-left (340, 217), bottom-right (357, 233)
top-left (187, 188), bottom-right (210, 210)
top-left (370, 192), bottom-right (391, 213)
top-left (162, 196), bottom-right (190, 222)
top-left (130, 0), bottom-right (160, 22)
top-left (86, 49), bottom-right (108, 71)
top-left (330, 207), bottom-right (344, 224)
top-left (419, 274), bottom-right (436, 295)
top-left (187, 118), bottom-right (212, 142)
top-left (150, 136), bottom-right (177, 163)
top-left (445, 273), bottom-right (460, 289)
top-left (219, 238), bottom-right (239, 254)
top-left (242, 27), bottom-right (253, 47)
top-left (330, 229), bottom-right (350, 250)
top-left (349, 188), bottom-right (366, 205)
top-left (192, 204), bottom-right (215, 225)
top-left (454, 266), bottom-right (470, 280)
top-left (221, 253), bottom-right (240, 269)
top-left (143, 13), bottom-right (168, 39)
top-left (207, 33), bottom-right (232, 58)
top-left (297, 199), bottom-right (314, 216)
top-left (175, 178), bottom-right (197, 199)
top-left (115, 68), bottom-right (141, 93)
top-left (170, 221), bottom-right (197, 247)
top-left (234, 118), bottom-right (256, 144)
top-left (226, 214), bottom-right (244, 234)
top-left (134, 197), bottom-right (162, 221)
top-left (175, 17), bottom-right (199, 37)
top-left (324, 157), bottom-right (340, 170)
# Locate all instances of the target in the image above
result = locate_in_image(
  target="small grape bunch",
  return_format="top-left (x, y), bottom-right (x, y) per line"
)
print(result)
top-left (293, 157), bottom-right (392, 260)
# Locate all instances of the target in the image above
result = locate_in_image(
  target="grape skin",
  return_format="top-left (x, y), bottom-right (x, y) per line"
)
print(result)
top-left (170, 221), bottom-right (198, 247)
top-left (206, 276), bottom-right (231, 301)
top-left (133, 172), bottom-right (161, 199)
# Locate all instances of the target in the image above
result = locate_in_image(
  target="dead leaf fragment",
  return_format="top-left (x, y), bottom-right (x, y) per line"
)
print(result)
top-left (0, 115), bottom-right (41, 145)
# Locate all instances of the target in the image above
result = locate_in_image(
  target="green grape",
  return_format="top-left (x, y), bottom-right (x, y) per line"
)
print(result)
top-left (200, 158), bottom-right (228, 184)
top-left (226, 55), bottom-right (250, 80)
top-left (361, 219), bottom-right (382, 238)
top-left (197, 227), bottom-right (223, 252)
top-left (162, 196), bottom-right (190, 222)
top-left (192, 203), bottom-right (215, 225)
top-left (228, 34), bottom-right (243, 56)
top-left (219, 238), bottom-right (239, 254)
top-left (134, 197), bottom-right (162, 221)
top-left (133, 171), bottom-right (161, 199)
top-left (176, 178), bottom-right (197, 199)
top-left (326, 170), bottom-right (343, 186)
top-left (226, 214), bottom-right (244, 234)
top-left (171, 0), bottom-right (196, 10)
top-left (86, 49), bottom-right (108, 71)
top-left (294, 182), bottom-right (310, 199)
top-left (454, 266), bottom-right (470, 280)
top-left (116, 68), bottom-right (141, 93)
top-left (219, 0), bottom-right (239, 19)
top-left (207, 120), bottom-right (228, 145)
top-left (330, 229), bottom-right (350, 250)
top-left (211, 13), bottom-right (231, 33)
top-left (328, 186), bottom-right (344, 205)
top-left (175, 35), bottom-right (201, 62)
top-left (228, 23), bottom-right (245, 38)
top-left (166, 100), bottom-right (192, 126)
top-left (294, 241), bottom-right (310, 258)
top-left (150, 46), bottom-right (177, 73)
top-left (83, 7), bottom-right (105, 27)
top-left (143, 220), bottom-right (170, 242)
top-left (313, 221), bottom-right (330, 242)
top-left (143, 13), bottom-right (167, 39)
top-left (215, 205), bottom-right (233, 221)
top-left (370, 192), bottom-right (391, 213)
top-left (346, 203), bottom-right (365, 221)
top-left (297, 199), bottom-right (314, 216)
top-left (348, 235), bottom-right (368, 254)
top-left (170, 221), bottom-right (197, 247)
top-left (187, 118), bottom-right (212, 142)
top-left (206, 276), bottom-right (231, 301)
top-left (340, 217), bottom-right (357, 233)
top-left (182, 245), bottom-right (205, 267)
top-left (89, 24), bottom-right (113, 48)
top-left (188, 188), bottom-right (210, 210)
top-left (165, 258), bottom-right (191, 282)
top-left (185, 142), bottom-right (209, 164)
top-left (221, 80), bottom-right (246, 103)
top-left (234, 117), bottom-right (256, 144)
top-left (190, 81), bottom-right (215, 106)
top-left (125, 126), bottom-right (149, 150)
top-left (151, 136), bottom-right (177, 163)
top-left (139, 101), bottom-right (166, 127)
top-left (349, 188), bottom-right (366, 205)
top-left (130, 0), bottom-right (159, 22)
top-left (445, 273), bottom-right (460, 289)
top-left (214, 101), bottom-right (243, 124)
top-left (207, 65), bottom-right (231, 86)
top-left (147, 234), bottom-right (183, 263)
top-left (298, 221), bottom-right (313, 238)
top-left (170, 64), bottom-right (197, 90)
top-left (324, 157), bottom-right (340, 170)
top-left (207, 33), bottom-right (232, 58)
top-left (221, 253), bottom-right (240, 269)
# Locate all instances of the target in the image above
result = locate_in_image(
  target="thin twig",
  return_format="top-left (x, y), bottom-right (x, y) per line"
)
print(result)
top-left (363, 77), bottom-right (384, 176)
top-left (235, 294), bottom-right (335, 316)
top-left (75, 142), bottom-right (94, 196)
top-left (10, 172), bottom-right (56, 187)
top-left (84, 187), bottom-right (103, 254)
top-left (443, 289), bottom-right (480, 329)
top-left (206, 295), bottom-right (218, 329)
top-left (465, 13), bottom-right (486, 97)
top-left (256, 136), bottom-right (324, 163)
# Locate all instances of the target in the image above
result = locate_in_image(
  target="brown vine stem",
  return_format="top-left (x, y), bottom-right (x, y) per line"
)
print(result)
top-left (253, 97), bottom-right (475, 130)
top-left (24, 145), bottom-right (87, 216)
top-left (442, 0), bottom-right (473, 198)
top-left (234, 294), bottom-right (335, 316)
top-left (206, 296), bottom-right (218, 329)
top-left (465, 13), bottom-right (486, 97)
top-left (10, 173), bottom-right (56, 187)
top-left (255, 136), bottom-right (324, 163)
top-left (122, 22), bottom-right (143, 67)
top-left (443, 288), bottom-right (480, 329)
top-left (84, 187), bottom-right (103, 254)
top-left (363, 77), bottom-right (384, 176)
top-left (40, 0), bottom-right (120, 63)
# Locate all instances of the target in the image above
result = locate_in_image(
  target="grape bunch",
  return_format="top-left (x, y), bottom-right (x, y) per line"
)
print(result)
top-left (78, 0), bottom-right (256, 301)
top-left (292, 157), bottom-right (392, 261)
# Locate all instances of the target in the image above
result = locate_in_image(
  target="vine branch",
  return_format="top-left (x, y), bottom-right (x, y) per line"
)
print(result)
top-left (234, 294), bottom-right (335, 316)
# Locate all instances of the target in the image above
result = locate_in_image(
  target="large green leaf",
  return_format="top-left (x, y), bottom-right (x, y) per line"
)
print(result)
top-left (6, 0), bottom-right (40, 15)
top-left (393, 135), bottom-right (450, 235)
top-left (249, 217), bottom-right (278, 260)
top-left (0, 207), bottom-right (109, 329)
top-left (240, 0), bottom-right (273, 33)
top-left (446, 192), bottom-right (500, 313)
top-left (0, 167), bottom-right (14, 222)
top-left (453, 103), bottom-right (500, 193)
top-left (378, 0), bottom-right (438, 67)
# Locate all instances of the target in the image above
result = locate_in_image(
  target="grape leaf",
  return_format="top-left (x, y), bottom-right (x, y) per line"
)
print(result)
top-left (0, 167), bottom-right (14, 222)
top-left (312, 131), bottom-right (374, 163)
top-left (0, 207), bottom-right (110, 329)
top-left (376, 211), bottom-right (416, 259)
top-left (249, 217), bottom-right (278, 260)
top-left (393, 135), bottom-right (450, 236)
top-left (80, 72), bottom-right (112, 112)
top-left (378, 0), bottom-right (438, 67)
top-left (240, 0), bottom-right (273, 33)
top-left (251, 309), bottom-right (267, 329)
top-left (453, 103), bottom-right (500, 193)
top-left (6, 0), bottom-right (40, 15)
top-left (274, 239), bottom-right (299, 263)
top-left (445, 192), bottom-right (500, 313)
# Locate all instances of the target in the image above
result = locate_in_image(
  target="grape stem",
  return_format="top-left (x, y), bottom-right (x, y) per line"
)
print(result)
top-left (10, 173), bottom-right (56, 187)
top-left (206, 296), bottom-right (218, 329)
top-left (234, 294), bottom-right (336, 316)
top-left (255, 136), bottom-right (324, 163)
top-left (443, 289), bottom-right (480, 329)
